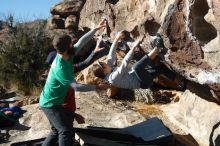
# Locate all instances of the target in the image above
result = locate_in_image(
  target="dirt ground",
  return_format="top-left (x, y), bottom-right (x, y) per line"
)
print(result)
top-left (1, 90), bottom-right (200, 146)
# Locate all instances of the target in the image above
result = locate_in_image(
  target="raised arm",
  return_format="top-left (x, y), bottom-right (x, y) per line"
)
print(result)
top-left (112, 39), bottom-right (141, 76)
top-left (73, 52), bottom-right (95, 73)
top-left (74, 19), bottom-right (106, 54)
top-left (73, 29), bottom-right (96, 51)
top-left (74, 38), bottom-right (104, 73)
top-left (107, 31), bottom-right (125, 68)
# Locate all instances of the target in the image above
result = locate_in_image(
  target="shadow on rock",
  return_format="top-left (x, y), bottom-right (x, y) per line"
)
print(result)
top-left (209, 121), bottom-right (220, 146)
top-left (174, 133), bottom-right (200, 146)
top-left (3, 92), bottom-right (16, 99)
top-left (5, 121), bottom-right (30, 132)
top-left (186, 81), bottom-right (220, 105)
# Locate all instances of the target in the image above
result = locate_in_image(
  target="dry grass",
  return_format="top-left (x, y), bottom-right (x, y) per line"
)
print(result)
top-left (131, 102), bottom-right (162, 117)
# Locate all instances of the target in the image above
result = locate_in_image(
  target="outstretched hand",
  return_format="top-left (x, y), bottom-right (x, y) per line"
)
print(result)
top-left (93, 36), bottom-right (104, 53)
top-left (131, 36), bottom-right (144, 51)
top-left (94, 47), bottom-right (105, 53)
top-left (95, 19), bottom-right (107, 30)
top-left (115, 31), bottom-right (125, 41)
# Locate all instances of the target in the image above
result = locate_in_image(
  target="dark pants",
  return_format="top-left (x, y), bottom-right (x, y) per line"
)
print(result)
top-left (41, 106), bottom-right (74, 146)
top-left (133, 55), bottom-right (176, 89)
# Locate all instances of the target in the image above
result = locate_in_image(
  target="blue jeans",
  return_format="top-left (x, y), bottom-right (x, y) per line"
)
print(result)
top-left (41, 106), bottom-right (74, 146)
top-left (133, 55), bottom-right (176, 89)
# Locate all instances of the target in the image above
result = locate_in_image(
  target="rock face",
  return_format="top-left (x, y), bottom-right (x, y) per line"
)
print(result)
top-left (162, 90), bottom-right (220, 146)
top-left (47, 15), bottom-right (64, 29)
top-left (78, 0), bottom-right (220, 101)
top-left (161, 0), bottom-right (220, 98)
top-left (75, 92), bottom-right (146, 128)
top-left (50, 0), bottom-right (85, 18)
top-left (79, 0), bottom-right (156, 37)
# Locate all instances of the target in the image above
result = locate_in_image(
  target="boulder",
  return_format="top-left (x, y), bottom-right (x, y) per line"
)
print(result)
top-left (50, 0), bottom-right (85, 18)
top-left (64, 15), bottom-right (78, 29)
top-left (78, 0), bottom-right (220, 101)
top-left (75, 91), bottom-right (146, 128)
top-left (79, 0), bottom-right (154, 39)
top-left (47, 15), bottom-right (64, 29)
top-left (161, 0), bottom-right (220, 99)
top-left (162, 90), bottom-right (220, 146)
top-left (75, 62), bottom-right (103, 85)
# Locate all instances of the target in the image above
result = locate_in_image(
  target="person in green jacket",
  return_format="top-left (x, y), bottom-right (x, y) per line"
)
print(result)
top-left (39, 19), bottom-right (109, 146)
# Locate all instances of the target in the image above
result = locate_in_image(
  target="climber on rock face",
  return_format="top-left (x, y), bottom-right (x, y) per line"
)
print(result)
top-left (39, 19), bottom-right (109, 146)
top-left (92, 31), bottom-right (184, 90)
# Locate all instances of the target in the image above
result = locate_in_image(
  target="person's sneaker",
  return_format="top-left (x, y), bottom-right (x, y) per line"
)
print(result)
top-left (153, 33), bottom-right (165, 48)
top-left (160, 47), bottom-right (168, 56)
top-left (151, 33), bottom-right (168, 59)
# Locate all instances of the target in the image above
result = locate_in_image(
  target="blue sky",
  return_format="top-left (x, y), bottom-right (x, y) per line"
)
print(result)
top-left (0, 0), bottom-right (62, 21)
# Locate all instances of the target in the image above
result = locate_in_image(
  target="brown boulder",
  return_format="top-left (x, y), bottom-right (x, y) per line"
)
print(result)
top-left (64, 15), bottom-right (78, 29)
top-left (47, 15), bottom-right (64, 29)
top-left (161, 0), bottom-right (220, 99)
top-left (50, 0), bottom-right (85, 18)
top-left (79, 0), bottom-right (156, 39)
top-left (162, 90), bottom-right (220, 146)
top-left (78, 0), bottom-right (220, 101)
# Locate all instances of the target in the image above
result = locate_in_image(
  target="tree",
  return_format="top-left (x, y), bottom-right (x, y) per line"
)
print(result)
top-left (0, 17), bottom-right (52, 95)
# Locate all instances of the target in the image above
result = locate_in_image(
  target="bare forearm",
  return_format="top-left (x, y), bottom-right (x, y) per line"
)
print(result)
top-left (148, 47), bottom-right (159, 60)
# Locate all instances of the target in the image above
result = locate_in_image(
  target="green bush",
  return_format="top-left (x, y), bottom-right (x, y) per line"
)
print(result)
top-left (0, 19), bottom-right (52, 95)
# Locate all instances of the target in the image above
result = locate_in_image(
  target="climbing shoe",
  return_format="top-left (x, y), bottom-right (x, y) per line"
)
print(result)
top-left (151, 33), bottom-right (168, 58)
